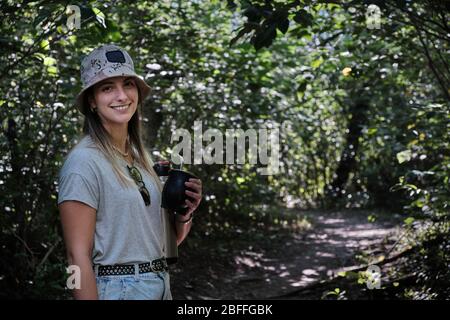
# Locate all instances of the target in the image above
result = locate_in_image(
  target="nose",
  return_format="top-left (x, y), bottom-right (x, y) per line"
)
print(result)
top-left (115, 85), bottom-right (129, 103)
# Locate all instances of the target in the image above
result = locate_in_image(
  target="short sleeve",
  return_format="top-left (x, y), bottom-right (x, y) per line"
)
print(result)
top-left (58, 172), bottom-right (99, 210)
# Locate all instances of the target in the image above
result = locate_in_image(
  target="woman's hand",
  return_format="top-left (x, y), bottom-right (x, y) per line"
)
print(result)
top-left (184, 178), bottom-right (202, 216)
top-left (175, 178), bottom-right (202, 244)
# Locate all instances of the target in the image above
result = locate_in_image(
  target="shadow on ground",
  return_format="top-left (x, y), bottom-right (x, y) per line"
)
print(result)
top-left (170, 209), bottom-right (404, 299)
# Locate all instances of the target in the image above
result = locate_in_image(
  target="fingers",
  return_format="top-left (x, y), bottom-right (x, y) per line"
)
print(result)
top-left (184, 182), bottom-right (201, 193)
top-left (185, 199), bottom-right (195, 215)
top-left (185, 198), bottom-right (195, 209)
top-left (185, 178), bottom-right (201, 186)
top-left (185, 179), bottom-right (202, 193)
top-left (185, 179), bottom-right (202, 215)
top-left (185, 190), bottom-right (201, 201)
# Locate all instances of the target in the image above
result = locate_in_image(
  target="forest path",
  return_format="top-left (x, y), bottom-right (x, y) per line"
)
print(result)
top-left (170, 209), bottom-right (404, 299)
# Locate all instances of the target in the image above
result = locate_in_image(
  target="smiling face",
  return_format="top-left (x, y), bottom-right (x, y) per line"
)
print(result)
top-left (89, 76), bottom-right (139, 130)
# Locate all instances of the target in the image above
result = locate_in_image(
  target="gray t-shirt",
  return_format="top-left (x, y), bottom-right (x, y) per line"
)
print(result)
top-left (57, 135), bottom-right (168, 265)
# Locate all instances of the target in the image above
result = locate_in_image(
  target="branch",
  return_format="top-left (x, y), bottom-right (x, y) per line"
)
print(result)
top-left (389, 0), bottom-right (449, 35)
top-left (415, 28), bottom-right (450, 100)
top-left (12, 230), bottom-right (34, 256)
top-left (266, 246), bottom-right (417, 299)
top-left (1, 7), bottom-right (65, 75)
top-left (319, 31), bottom-right (344, 47)
top-left (36, 238), bottom-right (61, 271)
top-left (2, 6), bottom-right (100, 75)
top-left (37, 84), bottom-right (60, 173)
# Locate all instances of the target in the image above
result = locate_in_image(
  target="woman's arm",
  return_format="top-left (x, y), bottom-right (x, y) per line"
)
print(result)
top-left (175, 215), bottom-right (193, 246)
top-left (59, 200), bottom-right (98, 300)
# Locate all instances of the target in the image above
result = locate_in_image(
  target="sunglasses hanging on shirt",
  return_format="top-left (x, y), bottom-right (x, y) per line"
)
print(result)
top-left (127, 165), bottom-right (151, 206)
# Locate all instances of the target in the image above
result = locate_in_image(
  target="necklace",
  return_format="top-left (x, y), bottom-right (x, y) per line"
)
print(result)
top-left (112, 144), bottom-right (129, 157)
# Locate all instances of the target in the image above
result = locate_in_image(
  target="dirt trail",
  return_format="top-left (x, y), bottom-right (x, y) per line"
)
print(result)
top-left (170, 209), bottom-right (404, 299)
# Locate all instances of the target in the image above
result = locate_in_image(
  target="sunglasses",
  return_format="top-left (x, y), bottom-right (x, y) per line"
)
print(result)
top-left (127, 165), bottom-right (151, 206)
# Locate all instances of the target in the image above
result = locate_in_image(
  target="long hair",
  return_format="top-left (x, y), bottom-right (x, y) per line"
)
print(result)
top-left (80, 86), bottom-right (162, 191)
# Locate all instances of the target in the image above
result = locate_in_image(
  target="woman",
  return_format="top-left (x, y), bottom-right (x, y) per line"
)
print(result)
top-left (58, 44), bottom-right (202, 300)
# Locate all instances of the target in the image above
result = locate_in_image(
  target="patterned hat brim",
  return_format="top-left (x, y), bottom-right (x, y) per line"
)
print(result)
top-left (75, 70), bottom-right (151, 115)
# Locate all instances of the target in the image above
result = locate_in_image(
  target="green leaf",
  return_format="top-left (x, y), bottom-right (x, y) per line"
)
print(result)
top-left (311, 57), bottom-right (324, 69)
top-left (404, 217), bottom-right (415, 225)
top-left (277, 18), bottom-right (290, 34)
top-left (92, 7), bottom-right (106, 28)
top-left (293, 9), bottom-right (313, 27)
top-left (367, 128), bottom-right (378, 135)
top-left (47, 66), bottom-right (58, 75)
top-left (40, 39), bottom-right (50, 50)
top-left (43, 57), bottom-right (57, 66)
top-left (243, 6), bottom-right (262, 24)
top-left (252, 24), bottom-right (277, 50)
top-left (297, 81), bottom-right (307, 92)
top-left (230, 24), bottom-right (253, 47)
top-left (396, 150), bottom-right (412, 164)
top-left (33, 8), bottom-right (51, 29)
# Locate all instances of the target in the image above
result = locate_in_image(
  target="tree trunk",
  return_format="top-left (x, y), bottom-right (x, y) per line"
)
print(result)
top-left (326, 101), bottom-right (368, 201)
top-left (142, 98), bottom-right (164, 150)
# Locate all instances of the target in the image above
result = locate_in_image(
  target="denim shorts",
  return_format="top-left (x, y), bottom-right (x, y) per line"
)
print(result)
top-left (96, 271), bottom-right (172, 300)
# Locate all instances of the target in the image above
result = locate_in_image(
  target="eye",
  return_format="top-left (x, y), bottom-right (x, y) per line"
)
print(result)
top-left (102, 86), bottom-right (113, 92)
top-left (124, 80), bottom-right (135, 87)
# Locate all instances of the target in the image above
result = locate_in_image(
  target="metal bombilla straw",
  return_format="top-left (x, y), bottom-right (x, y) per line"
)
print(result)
top-left (172, 153), bottom-right (184, 171)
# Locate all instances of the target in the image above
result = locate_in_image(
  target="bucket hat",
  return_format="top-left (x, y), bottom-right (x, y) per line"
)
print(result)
top-left (75, 44), bottom-right (151, 114)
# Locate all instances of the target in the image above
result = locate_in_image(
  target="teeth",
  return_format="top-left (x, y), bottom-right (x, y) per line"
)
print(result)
top-left (111, 104), bottom-right (130, 110)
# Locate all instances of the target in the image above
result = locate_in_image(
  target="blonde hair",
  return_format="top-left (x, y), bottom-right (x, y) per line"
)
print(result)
top-left (79, 86), bottom-right (162, 191)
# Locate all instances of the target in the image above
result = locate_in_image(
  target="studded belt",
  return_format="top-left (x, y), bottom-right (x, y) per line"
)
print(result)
top-left (94, 258), bottom-right (169, 276)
